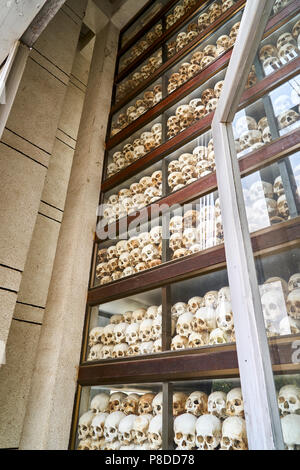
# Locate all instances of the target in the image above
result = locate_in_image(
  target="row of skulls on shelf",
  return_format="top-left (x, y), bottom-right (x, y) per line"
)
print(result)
top-left (259, 19), bottom-right (300, 75)
top-left (119, 24), bottom-right (163, 72)
top-left (259, 273), bottom-right (300, 338)
top-left (111, 84), bottom-right (162, 137)
top-left (167, 1), bottom-right (237, 59)
top-left (77, 386), bottom-right (249, 451)
top-left (168, 139), bottom-right (216, 192)
top-left (103, 171), bottom-right (162, 224)
top-left (243, 171), bottom-right (299, 233)
top-left (165, 0), bottom-right (197, 31)
top-left (88, 307), bottom-right (163, 361)
top-left (96, 228), bottom-right (163, 285)
top-left (167, 21), bottom-right (244, 95)
top-left (233, 109), bottom-right (299, 157)
top-left (168, 208), bottom-right (224, 260)
top-left (87, 287), bottom-right (235, 363)
top-left (107, 123), bottom-right (162, 177)
top-left (167, 82), bottom-right (225, 138)
top-left (116, 50), bottom-right (162, 101)
top-left (77, 384), bottom-right (300, 449)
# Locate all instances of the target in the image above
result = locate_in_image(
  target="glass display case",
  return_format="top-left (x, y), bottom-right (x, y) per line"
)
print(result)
top-left (70, 0), bottom-right (300, 451)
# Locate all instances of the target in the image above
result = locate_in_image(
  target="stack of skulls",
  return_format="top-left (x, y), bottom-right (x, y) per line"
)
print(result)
top-left (259, 19), bottom-right (300, 76)
top-left (103, 171), bottom-right (162, 224)
top-left (77, 390), bottom-right (163, 450)
top-left (170, 287), bottom-right (235, 351)
top-left (119, 23), bottom-right (163, 72)
top-left (116, 50), bottom-right (162, 102)
top-left (165, 0), bottom-right (197, 31)
top-left (234, 115), bottom-right (268, 156)
top-left (96, 227), bottom-right (162, 285)
top-left (259, 273), bottom-right (300, 338)
top-left (168, 206), bottom-right (224, 260)
top-left (107, 123), bottom-right (162, 178)
top-left (167, 82), bottom-right (225, 138)
top-left (173, 387), bottom-right (248, 450)
top-left (87, 306), bottom-right (163, 362)
top-left (277, 382), bottom-right (300, 450)
top-left (167, 21), bottom-right (241, 94)
top-left (110, 85), bottom-right (162, 137)
top-left (244, 174), bottom-right (292, 233)
top-left (167, 0), bottom-right (236, 58)
top-left (168, 139), bottom-right (216, 192)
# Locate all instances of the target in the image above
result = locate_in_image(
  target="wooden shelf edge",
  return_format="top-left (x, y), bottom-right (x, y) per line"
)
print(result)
top-left (78, 334), bottom-right (300, 386)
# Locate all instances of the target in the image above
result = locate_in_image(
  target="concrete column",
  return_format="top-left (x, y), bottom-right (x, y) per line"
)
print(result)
top-left (19, 21), bottom-right (119, 450)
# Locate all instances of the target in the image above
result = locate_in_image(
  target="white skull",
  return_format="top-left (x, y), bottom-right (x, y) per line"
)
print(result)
top-left (208, 391), bottom-right (227, 419)
top-left (133, 414), bottom-right (153, 444)
top-left (140, 341), bottom-right (154, 355)
top-left (142, 243), bottom-right (159, 262)
top-left (216, 301), bottom-right (234, 332)
top-left (188, 296), bottom-right (204, 313)
top-left (151, 315), bottom-right (162, 341)
top-left (174, 413), bottom-right (197, 450)
top-left (109, 392), bottom-right (127, 413)
top-left (104, 411), bottom-right (126, 442)
top-left (125, 323), bottom-right (140, 345)
top-left (91, 412), bottom-right (108, 440)
top-left (114, 322), bottom-right (128, 344)
top-left (123, 311), bottom-right (133, 324)
top-left (226, 388), bottom-right (244, 417)
top-left (153, 338), bottom-right (162, 353)
top-left (101, 344), bottom-right (114, 359)
top-left (204, 291), bottom-right (218, 308)
top-left (281, 414), bottom-right (300, 450)
top-left (195, 414), bottom-right (222, 450)
top-left (87, 344), bottom-right (103, 361)
top-left (152, 392), bottom-right (163, 415)
top-left (192, 307), bottom-right (217, 332)
top-left (279, 315), bottom-right (300, 335)
top-left (101, 324), bottom-right (115, 345)
top-left (112, 343), bottom-right (129, 358)
top-left (118, 415), bottom-right (136, 445)
top-left (209, 328), bottom-right (230, 345)
top-left (132, 308), bottom-right (146, 323)
top-left (185, 391), bottom-right (208, 417)
top-left (288, 274), bottom-right (300, 292)
top-left (278, 384), bottom-right (300, 416)
top-left (89, 327), bottom-right (104, 347)
top-left (287, 289), bottom-right (300, 319)
top-left (90, 393), bottom-right (110, 414)
top-left (139, 319), bottom-right (154, 342)
top-left (171, 335), bottom-right (188, 350)
top-left (176, 312), bottom-right (194, 338)
top-left (221, 417), bottom-right (248, 450)
top-left (148, 415), bottom-right (163, 450)
top-left (78, 411), bottom-right (94, 440)
top-left (188, 331), bottom-right (209, 348)
top-left (261, 289), bottom-right (287, 328)
top-left (171, 302), bottom-right (189, 318)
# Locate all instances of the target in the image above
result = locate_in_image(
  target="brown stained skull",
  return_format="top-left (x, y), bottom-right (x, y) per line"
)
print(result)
top-left (138, 393), bottom-right (156, 415)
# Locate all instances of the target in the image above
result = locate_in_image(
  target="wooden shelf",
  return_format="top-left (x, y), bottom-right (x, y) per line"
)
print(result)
top-left (89, 217), bottom-right (300, 305)
top-left (78, 334), bottom-right (300, 386)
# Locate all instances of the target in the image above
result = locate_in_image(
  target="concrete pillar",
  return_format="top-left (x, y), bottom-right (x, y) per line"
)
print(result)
top-left (19, 21), bottom-right (119, 450)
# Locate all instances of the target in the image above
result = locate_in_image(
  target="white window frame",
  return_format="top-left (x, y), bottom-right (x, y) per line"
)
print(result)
top-left (212, 0), bottom-right (285, 450)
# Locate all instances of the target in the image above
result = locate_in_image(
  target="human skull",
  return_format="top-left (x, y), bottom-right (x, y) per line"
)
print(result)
top-left (188, 296), bottom-right (204, 314)
top-left (278, 110), bottom-right (299, 130)
top-left (195, 414), bottom-right (222, 450)
top-left (171, 335), bottom-right (188, 350)
top-left (133, 414), bottom-right (153, 444)
top-left (121, 393), bottom-right (140, 416)
top-left (118, 415), bottom-right (136, 445)
top-left (89, 327), bottom-right (104, 347)
top-left (261, 289), bottom-right (287, 328)
top-left (221, 417), bottom-right (248, 450)
top-left (216, 301), bottom-right (234, 332)
top-left (91, 412), bottom-right (108, 440)
top-left (112, 343), bottom-right (129, 358)
top-left (139, 319), bottom-right (154, 342)
top-left (101, 324), bottom-right (115, 345)
top-left (185, 391), bottom-right (208, 417)
top-left (188, 331), bottom-right (209, 348)
top-left (174, 413), bottom-right (197, 450)
top-left (148, 415), bottom-right (162, 450)
top-left (132, 308), bottom-right (147, 323)
top-left (171, 302), bottom-right (189, 318)
top-left (281, 414), bottom-right (300, 450)
top-left (88, 344), bottom-right (103, 361)
top-left (204, 291), bottom-right (219, 308)
top-left (78, 411), bottom-right (94, 440)
top-left (239, 130), bottom-right (262, 150)
top-left (209, 328), bottom-right (230, 345)
top-left (192, 307), bottom-right (217, 332)
top-left (208, 391), bottom-right (227, 419)
top-left (109, 392), bottom-right (127, 413)
top-left (176, 312), bottom-right (194, 338)
top-left (226, 388), bottom-right (244, 417)
top-left (138, 393), bottom-right (155, 415)
top-left (101, 344), bottom-right (114, 359)
top-left (278, 384), bottom-right (300, 416)
top-left (113, 322), bottom-right (128, 344)
top-left (173, 392), bottom-right (188, 417)
top-left (287, 289), bottom-right (300, 319)
top-left (289, 274), bottom-right (300, 292)
top-left (104, 411), bottom-right (126, 442)
top-left (90, 393), bottom-right (110, 414)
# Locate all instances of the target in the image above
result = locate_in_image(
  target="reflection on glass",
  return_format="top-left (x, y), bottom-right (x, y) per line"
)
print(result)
top-left (242, 152), bottom-right (300, 233)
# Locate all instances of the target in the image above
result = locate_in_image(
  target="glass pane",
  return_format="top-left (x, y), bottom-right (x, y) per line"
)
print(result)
top-left (275, 373), bottom-right (300, 450)
top-left (242, 151), bottom-right (300, 233)
top-left (171, 378), bottom-right (248, 450)
top-left (170, 270), bottom-right (235, 352)
top-left (76, 383), bottom-right (162, 450)
top-left (86, 288), bottom-right (162, 362)
top-left (165, 0), bottom-right (198, 31)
